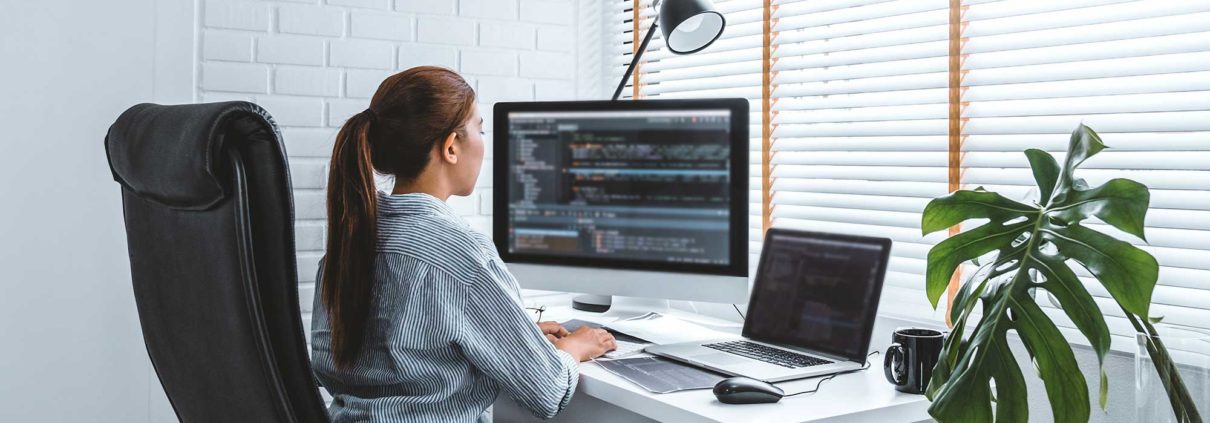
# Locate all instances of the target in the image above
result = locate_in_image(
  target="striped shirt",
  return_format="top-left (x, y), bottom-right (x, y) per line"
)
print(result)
top-left (311, 192), bottom-right (579, 422)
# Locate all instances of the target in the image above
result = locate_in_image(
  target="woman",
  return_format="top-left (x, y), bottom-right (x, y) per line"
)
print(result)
top-left (311, 66), bottom-right (616, 422)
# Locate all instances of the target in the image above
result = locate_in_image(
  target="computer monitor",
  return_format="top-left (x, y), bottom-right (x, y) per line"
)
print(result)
top-left (493, 99), bottom-right (749, 308)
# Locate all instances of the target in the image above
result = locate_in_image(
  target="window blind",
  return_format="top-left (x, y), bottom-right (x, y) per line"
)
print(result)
top-left (611, 0), bottom-right (765, 272)
top-left (616, 0), bottom-right (1210, 342)
top-left (768, 0), bottom-right (952, 321)
top-left (956, 0), bottom-right (1210, 344)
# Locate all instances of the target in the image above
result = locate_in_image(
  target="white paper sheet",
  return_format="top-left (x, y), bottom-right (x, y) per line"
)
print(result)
top-left (605, 312), bottom-right (736, 345)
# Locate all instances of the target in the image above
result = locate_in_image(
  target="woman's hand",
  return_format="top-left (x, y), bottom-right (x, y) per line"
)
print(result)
top-left (538, 321), bottom-right (570, 343)
top-left (553, 326), bottom-right (616, 362)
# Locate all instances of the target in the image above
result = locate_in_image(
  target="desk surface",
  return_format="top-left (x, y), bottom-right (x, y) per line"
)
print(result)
top-left (523, 292), bottom-right (934, 423)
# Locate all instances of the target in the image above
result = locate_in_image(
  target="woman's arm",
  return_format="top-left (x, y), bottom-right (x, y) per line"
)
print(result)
top-left (457, 260), bottom-right (581, 419)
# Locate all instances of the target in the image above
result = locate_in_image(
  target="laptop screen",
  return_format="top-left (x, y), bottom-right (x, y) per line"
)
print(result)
top-left (743, 229), bottom-right (890, 361)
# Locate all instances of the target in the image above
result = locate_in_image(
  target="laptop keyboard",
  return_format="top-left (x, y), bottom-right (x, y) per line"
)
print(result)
top-left (704, 341), bottom-right (833, 369)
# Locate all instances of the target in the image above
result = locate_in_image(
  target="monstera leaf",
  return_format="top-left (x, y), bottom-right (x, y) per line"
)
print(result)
top-left (921, 125), bottom-right (1160, 422)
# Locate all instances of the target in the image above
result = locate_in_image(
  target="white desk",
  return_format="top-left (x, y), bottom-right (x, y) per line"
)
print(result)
top-left (494, 292), bottom-right (935, 423)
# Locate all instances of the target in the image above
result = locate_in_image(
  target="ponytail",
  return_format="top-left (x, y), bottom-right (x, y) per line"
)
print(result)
top-left (322, 109), bottom-right (378, 369)
top-left (319, 66), bottom-right (477, 370)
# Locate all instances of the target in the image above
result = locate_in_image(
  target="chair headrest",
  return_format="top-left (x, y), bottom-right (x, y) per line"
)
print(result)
top-left (104, 101), bottom-right (280, 210)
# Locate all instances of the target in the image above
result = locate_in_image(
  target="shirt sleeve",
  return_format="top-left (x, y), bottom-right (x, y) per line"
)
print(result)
top-left (457, 258), bottom-right (580, 420)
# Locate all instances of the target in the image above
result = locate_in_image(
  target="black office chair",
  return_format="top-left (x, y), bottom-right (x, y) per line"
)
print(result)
top-left (104, 102), bottom-right (329, 422)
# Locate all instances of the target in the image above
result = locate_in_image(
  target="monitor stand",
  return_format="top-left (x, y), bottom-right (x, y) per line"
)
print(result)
top-left (571, 294), bottom-right (612, 313)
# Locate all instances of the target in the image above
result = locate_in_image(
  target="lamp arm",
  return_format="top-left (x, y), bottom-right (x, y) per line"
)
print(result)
top-left (611, 19), bottom-right (660, 101)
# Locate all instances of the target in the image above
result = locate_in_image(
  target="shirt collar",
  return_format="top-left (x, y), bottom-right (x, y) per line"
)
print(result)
top-left (377, 191), bottom-right (460, 219)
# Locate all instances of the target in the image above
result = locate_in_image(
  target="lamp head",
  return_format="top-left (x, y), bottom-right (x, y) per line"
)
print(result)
top-left (655, 0), bottom-right (726, 55)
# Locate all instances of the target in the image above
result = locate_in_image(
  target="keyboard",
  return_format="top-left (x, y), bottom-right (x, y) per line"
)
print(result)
top-left (704, 340), bottom-right (832, 369)
top-left (603, 340), bottom-right (647, 359)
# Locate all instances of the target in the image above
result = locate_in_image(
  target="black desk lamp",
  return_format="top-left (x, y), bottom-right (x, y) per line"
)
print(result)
top-left (611, 0), bottom-right (726, 100)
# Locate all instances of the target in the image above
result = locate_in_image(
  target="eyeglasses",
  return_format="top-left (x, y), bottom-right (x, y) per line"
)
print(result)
top-left (525, 305), bottom-right (546, 322)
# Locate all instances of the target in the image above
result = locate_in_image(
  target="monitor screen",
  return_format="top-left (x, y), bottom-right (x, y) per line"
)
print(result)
top-left (494, 100), bottom-right (747, 276)
top-left (743, 229), bottom-right (890, 361)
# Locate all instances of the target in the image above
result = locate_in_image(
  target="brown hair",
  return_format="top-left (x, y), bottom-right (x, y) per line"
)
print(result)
top-left (322, 66), bottom-right (476, 369)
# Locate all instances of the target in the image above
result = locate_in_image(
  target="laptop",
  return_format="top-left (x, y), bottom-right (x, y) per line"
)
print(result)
top-left (646, 228), bottom-right (892, 382)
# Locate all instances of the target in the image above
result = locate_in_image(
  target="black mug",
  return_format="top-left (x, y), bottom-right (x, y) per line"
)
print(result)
top-left (883, 328), bottom-right (944, 394)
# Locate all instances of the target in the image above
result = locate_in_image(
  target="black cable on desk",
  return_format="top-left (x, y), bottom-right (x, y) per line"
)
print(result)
top-left (783, 350), bottom-right (881, 397)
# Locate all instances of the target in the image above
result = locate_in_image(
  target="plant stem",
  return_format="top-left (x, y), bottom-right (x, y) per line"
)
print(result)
top-left (1122, 308), bottom-right (1203, 422)
top-left (1141, 319), bottom-right (1203, 423)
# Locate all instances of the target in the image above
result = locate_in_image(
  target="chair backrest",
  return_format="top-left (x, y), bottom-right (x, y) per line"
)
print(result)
top-left (104, 102), bottom-right (329, 423)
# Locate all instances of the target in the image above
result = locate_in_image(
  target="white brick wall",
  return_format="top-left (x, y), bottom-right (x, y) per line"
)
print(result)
top-left (278, 5), bottom-right (344, 37)
top-left (197, 0), bottom-right (580, 316)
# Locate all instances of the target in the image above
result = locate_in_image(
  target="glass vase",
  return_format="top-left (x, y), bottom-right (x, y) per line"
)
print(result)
top-left (1135, 324), bottom-right (1210, 422)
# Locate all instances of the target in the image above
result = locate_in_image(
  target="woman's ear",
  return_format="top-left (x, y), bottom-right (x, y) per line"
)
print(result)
top-left (440, 132), bottom-right (460, 164)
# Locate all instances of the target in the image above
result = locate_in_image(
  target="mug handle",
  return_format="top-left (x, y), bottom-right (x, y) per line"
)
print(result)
top-left (884, 343), bottom-right (906, 386)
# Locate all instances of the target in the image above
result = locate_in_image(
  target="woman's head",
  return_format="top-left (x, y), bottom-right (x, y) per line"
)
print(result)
top-left (322, 66), bottom-right (479, 369)
top-left (361, 67), bottom-right (482, 194)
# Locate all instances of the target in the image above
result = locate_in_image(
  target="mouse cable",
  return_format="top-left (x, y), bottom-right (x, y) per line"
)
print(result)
top-left (783, 350), bottom-right (881, 397)
top-left (732, 304), bottom-right (745, 321)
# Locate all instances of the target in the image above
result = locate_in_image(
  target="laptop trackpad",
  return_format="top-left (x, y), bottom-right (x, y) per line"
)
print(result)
top-left (695, 353), bottom-right (749, 366)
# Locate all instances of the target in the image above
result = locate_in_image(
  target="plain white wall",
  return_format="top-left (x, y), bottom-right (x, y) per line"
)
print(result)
top-left (0, 0), bottom-right (192, 421)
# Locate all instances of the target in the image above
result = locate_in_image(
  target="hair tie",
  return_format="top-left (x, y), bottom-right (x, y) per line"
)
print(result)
top-left (362, 108), bottom-right (377, 122)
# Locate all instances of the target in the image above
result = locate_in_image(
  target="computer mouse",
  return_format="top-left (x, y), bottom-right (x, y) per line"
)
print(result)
top-left (713, 376), bottom-right (784, 404)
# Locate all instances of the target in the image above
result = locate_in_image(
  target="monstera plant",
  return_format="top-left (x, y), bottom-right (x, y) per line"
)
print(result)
top-left (920, 125), bottom-right (1202, 422)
